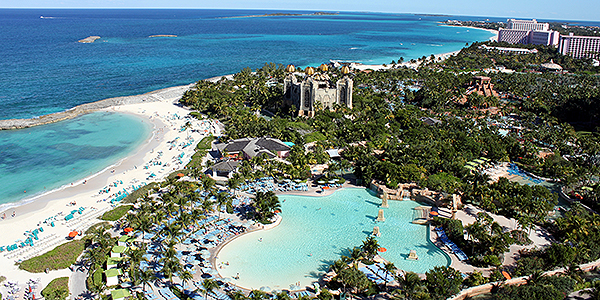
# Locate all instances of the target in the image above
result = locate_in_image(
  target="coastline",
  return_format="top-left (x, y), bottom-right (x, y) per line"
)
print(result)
top-left (0, 90), bottom-right (221, 288)
top-left (0, 39), bottom-right (489, 287)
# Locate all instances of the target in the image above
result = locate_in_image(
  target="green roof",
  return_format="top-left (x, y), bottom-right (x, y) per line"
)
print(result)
top-left (112, 245), bottom-right (127, 253)
top-left (111, 289), bottom-right (131, 300)
top-left (105, 268), bottom-right (123, 278)
top-left (107, 257), bottom-right (124, 265)
top-left (118, 236), bottom-right (135, 242)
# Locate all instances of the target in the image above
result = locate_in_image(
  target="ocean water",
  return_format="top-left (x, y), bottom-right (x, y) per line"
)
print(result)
top-left (0, 9), bottom-right (494, 120)
top-left (0, 112), bottom-right (151, 208)
top-left (216, 188), bottom-right (449, 289)
top-left (0, 9), bottom-right (495, 207)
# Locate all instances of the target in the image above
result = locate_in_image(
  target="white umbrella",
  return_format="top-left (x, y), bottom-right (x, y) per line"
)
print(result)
top-left (260, 286), bottom-right (271, 292)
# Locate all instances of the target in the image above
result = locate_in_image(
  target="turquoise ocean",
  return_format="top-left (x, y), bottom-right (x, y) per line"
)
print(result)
top-left (0, 9), bottom-right (496, 208)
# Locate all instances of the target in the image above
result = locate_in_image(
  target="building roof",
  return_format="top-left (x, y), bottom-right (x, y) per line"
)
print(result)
top-left (111, 289), bottom-right (131, 300)
top-left (111, 245), bottom-right (127, 253)
top-left (105, 268), bottom-right (123, 278)
top-left (326, 149), bottom-right (341, 158)
top-left (107, 257), bottom-right (124, 266)
top-left (215, 137), bottom-right (290, 159)
top-left (212, 160), bottom-right (241, 173)
top-left (540, 60), bottom-right (563, 70)
top-left (420, 117), bottom-right (442, 126)
top-left (118, 236), bottom-right (135, 243)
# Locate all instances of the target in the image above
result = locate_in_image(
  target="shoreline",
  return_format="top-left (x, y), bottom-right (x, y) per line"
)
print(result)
top-left (0, 91), bottom-right (221, 289)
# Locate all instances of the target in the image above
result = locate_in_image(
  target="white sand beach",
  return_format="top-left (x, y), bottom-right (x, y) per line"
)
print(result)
top-left (0, 84), bottom-right (222, 289)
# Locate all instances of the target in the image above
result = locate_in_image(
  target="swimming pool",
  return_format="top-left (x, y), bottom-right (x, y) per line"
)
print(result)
top-left (215, 188), bottom-right (449, 290)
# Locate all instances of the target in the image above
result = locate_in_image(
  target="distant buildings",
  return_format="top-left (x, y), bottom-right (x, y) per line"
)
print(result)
top-left (498, 19), bottom-right (559, 46)
top-left (497, 18), bottom-right (600, 60)
top-left (283, 64), bottom-right (353, 117)
top-left (558, 33), bottom-right (600, 59)
top-left (506, 19), bottom-right (548, 31)
top-left (479, 44), bottom-right (539, 55)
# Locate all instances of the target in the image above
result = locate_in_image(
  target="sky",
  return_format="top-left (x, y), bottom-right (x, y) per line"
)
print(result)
top-left (2, 0), bottom-right (599, 22)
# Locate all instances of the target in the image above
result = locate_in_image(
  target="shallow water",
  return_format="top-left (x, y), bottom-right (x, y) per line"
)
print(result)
top-left (216, 188), bottom-right (449, 289)
top-left (0, 112), bottom-right (152, 208)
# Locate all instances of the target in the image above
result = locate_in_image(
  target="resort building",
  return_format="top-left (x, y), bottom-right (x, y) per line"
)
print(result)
top-left (214, 137), bottom-right (291, 160)
top-left (558, 33), bottom-right (600, 59)
top-left (283, 64), bottom-right (353, 117)
top-left (497, 19), bottom-right (559, 46)
top-left (479, 44), bottom-right (539, 55)
top-left (507, 19), bottom-right (549, 31)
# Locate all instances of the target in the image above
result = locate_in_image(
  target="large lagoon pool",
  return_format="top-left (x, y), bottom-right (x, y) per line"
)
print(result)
top-left (216, 188), bottom-right (450, 290)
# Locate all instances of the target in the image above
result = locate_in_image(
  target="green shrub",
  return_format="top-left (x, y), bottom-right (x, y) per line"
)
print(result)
top-left (85, 222), bottom-right (111, 235)
top-left (19, 240), bottom-right (85, 272)
top-left (41, 277), bottom-right (69, 300)
top-left (100, 205), bottom-right (132, 221)
top-left (86, 268), bottom-right (105, 293)
top-left (123, 182), bottom-right (159, 203)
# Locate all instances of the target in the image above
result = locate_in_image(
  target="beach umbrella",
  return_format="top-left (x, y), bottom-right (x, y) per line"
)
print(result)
top-left (430, 211), bottom-right (439, 216)
top-left (124, 227), bottom-right (134, 233)
top-left (177, 173), bottom-right (185, 177)
top-left (199, 249), bottom-right (211, 255)
top-left (68, 231), bottom-right (78, 238)
top-left (231, 221), bottom-right (244, 227)
top-left (260, 286), bottom-right (271, 292)
top-left (200, 253), bottom-right (211, 259)
top-left (378, 247), bottom-right (387, 253)
top-left (206, 235), bottom-right (217, 242)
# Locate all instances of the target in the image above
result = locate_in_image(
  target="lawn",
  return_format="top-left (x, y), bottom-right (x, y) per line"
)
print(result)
top-left (100, 205), bottom-right (132, 221)
top-left (19, 240), bottom-right (85, 272)
top-left (41, 277), bottom-right (69, 300)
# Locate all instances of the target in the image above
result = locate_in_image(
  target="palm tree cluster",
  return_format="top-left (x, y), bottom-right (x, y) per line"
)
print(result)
top-left (250, 191), bottom-right (281, 224)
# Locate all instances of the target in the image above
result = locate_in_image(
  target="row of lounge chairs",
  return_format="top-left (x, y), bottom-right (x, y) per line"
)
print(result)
top-left (435, 227), bottom-right (468, 261)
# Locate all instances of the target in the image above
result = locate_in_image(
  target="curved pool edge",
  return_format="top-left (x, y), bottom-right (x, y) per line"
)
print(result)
top-left (213, 214), bottom-right (285, 291)
top-left (213, 187), bottom-right (450, 289)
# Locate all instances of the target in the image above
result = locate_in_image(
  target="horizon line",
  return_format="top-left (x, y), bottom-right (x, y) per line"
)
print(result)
top-left (1, 8), bottom-right (598, 23)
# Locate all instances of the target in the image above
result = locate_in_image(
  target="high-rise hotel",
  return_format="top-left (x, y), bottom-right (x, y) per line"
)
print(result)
top-left (498, 19), bottom-right (600, 60)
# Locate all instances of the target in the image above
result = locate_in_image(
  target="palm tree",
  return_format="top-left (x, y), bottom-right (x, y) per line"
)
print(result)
top-left (383, 262), bottom-right (396, 290)
top-left (360, 237), bottom-right (380, 261)
top-left (179, 269), bottom-right (194, 290)
top-left (252, 191), bottom-right (281, 224)
top-left (215, 191), bottom-right (232, 218)
top-left (139, 269), bottom-right (155, 293)
top-left (202, 279), bottom-right (219, 300)
top-left (249, 290), bottom-right (268, 300)
top-left (128, 245), bottom-right (148, 284)
top-left (227, 290), bottom-right (248, 300)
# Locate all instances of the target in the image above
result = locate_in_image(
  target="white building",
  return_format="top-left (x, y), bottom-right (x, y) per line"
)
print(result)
top-left (507, 19), bottom-right (549, 31)
top-left (559, 33), bottom-right (600, 59)
top-left (498, 19), bottom-right (559, 46)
